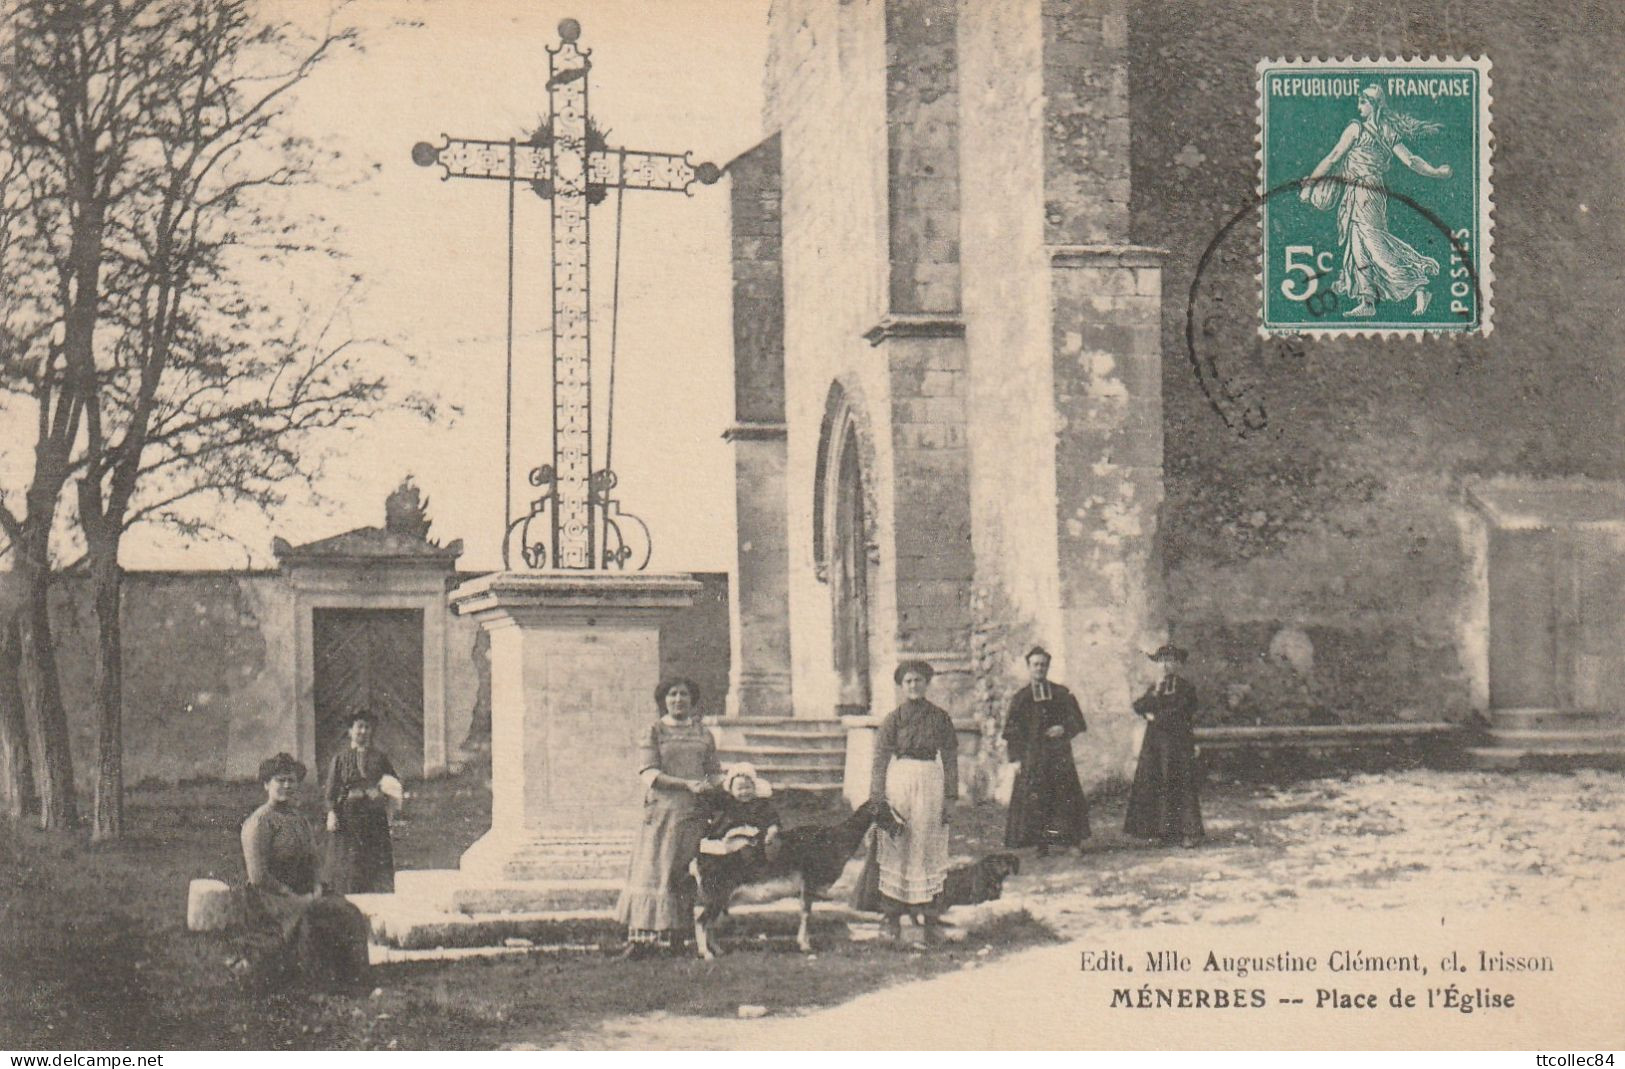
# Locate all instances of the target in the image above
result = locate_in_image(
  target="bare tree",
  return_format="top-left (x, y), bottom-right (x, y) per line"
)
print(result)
top-left (1, 0), bottom-right (426, 837)
top-left (0, 0), bottom-right (110, 829)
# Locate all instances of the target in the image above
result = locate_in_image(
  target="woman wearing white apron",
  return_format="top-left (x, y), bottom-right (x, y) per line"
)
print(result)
top-left (869, 660), bottom-right (957, 943)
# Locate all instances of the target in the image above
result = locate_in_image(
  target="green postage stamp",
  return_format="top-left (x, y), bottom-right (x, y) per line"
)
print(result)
top-left (1257, 57), bottom-right (1493, 336)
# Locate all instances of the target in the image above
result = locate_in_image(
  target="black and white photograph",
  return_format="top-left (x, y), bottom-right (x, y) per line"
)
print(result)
top-left (0, 0), bottom-right (1621, 1053)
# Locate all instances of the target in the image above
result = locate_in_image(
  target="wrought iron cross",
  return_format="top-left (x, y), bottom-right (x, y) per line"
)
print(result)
top-left (412, 18), bottom-right (720, 570)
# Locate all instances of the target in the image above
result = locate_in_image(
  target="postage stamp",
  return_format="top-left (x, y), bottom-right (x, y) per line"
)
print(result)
top-left (1257, 56), bottom-right (1494, 336)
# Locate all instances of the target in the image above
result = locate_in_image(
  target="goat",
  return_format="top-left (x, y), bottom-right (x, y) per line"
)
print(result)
top-left (691, 797), bottom-right (901, 961)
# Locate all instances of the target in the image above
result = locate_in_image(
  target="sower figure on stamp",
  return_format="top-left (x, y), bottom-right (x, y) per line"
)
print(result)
top-left (1299, 84), bottom-right (1453, 319)
top-left (1124, 644), bottom-right (1205, 849)
top-left (324, 710), bottom-right (398, 894)
top-left (1003, 646), bottom-right (1090, 858)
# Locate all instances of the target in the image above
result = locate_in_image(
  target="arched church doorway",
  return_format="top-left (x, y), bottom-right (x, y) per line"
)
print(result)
top-left (815, 381), bottom-right (879, 718)
top-left (832, 422), bottom-right (871, 715)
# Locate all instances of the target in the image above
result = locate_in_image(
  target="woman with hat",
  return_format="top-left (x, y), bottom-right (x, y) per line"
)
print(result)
top-left (1003, 646), bottom-right (1090, 857)
top-left (615, 676), bottom-right (722, 957)
top-left (324, 710), bottom-right (399, 894)
top-left (240, 753), bottom-right (369, 989)
top-left (869, 660), bottom-right (957, 942)
top-left (1124, 644), bottom-right (1205, 847)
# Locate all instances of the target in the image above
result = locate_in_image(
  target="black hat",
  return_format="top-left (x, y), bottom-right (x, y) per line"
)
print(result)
top-left (1148, 643), bottom-right (1189, 664)
top-left (1025, 645), bottom-right (1051, 663)
top-left (894, 660), bottom-right (935, 685)
top-left (258, 752), bottom-right (307, 784)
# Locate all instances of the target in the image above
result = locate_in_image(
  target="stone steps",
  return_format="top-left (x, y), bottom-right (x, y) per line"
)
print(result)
top-left (720, 717), bottom-right (850, 733)
top-left (353, 864), bottom-right (1021, 953)
top-left (739, 730), bottom-right (847, 750)
top-left (1488, 708), bottom-right (1624, 730)
top-left (1482, 727), bottom-right (1625, 750)
top-left (1465, 747), bottom-right (1625, 772)
top-left (724, 744), bottom-right (851, 760)
top-left (725, 767), bottom-right (847, 791)
top-left (715, 717), bottom-right (848, 794)
top-left (1468, 707), bottom-right (1625, 771)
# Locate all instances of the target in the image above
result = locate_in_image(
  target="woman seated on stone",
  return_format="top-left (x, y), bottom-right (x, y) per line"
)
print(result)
top-left (240, 752), bottom-right (371, 991)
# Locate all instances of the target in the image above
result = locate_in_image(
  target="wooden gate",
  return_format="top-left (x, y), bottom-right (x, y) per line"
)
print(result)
top-left (314, 608), bottom-right (425, 777)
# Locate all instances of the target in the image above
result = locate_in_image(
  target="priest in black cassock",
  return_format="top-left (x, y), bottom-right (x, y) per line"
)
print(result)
top-left (1002, 646), bottom-right (1090, 857)
top-left (1124, 643), bottom-right (1205, 847)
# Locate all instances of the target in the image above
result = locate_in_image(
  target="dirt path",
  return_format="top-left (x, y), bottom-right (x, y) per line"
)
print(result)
top-left (540, 770), bottom-right (1625, 1050)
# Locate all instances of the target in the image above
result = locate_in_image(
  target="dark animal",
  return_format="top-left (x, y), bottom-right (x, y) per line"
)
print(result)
top-left (940, 852), bottom-right (1021, 907)
top-left (692, 798), bottom-right (902, 960)
top-left (906, 852), bottom-right (1022, 924)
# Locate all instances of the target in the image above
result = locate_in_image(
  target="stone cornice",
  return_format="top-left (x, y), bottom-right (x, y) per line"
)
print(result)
top-left (721, 422), bottom-right (788, 442)
top-left (1048, 244), bottom-right (1168, 269)
top-left (449, 571), bottom-right (702, 624)
top-left (862, 312), bottom-right (966, 346)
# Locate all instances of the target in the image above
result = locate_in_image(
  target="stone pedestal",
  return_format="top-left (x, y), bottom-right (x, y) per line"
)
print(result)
top-left (447, 571), bottom-right (700, 908)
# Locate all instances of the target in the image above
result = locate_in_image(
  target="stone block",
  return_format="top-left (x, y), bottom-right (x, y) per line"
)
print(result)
top-left (923, 237), bottom-right (960, 265)
top-left (910, 269), bottom-right (963, 313)
top-left (895, 422), bottom-right (966, 449)
top-left (449, 879), bottom-right (623, 915)
top-left (186, 878), bottom-right (236, 932)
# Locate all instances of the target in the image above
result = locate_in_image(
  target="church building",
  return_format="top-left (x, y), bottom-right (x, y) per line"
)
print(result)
top-left (721, 0), bottom-right (1625, 794)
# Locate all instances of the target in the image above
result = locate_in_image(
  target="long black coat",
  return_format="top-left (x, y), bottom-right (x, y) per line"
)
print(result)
top-left (1003, 683), bottom-right (1090, 848)
top-left (1124, 675), bottom-right (1204, 841)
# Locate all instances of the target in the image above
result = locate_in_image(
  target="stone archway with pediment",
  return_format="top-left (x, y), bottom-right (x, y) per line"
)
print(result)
top-left (273, 527), bottom-right (462, 778)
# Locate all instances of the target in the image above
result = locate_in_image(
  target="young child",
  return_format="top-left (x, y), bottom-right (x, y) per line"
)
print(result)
top-left (699, 764), bottom-right (782, 863)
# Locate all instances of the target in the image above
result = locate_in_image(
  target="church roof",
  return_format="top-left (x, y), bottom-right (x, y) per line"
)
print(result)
top-left (273, 526), bottom-right (463, 565)
top-left (1465, 478), bottom-right (1625, 529)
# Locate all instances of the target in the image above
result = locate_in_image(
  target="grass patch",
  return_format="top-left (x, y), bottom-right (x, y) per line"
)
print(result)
top-left (0, 774), bottom-right (1054, 1050)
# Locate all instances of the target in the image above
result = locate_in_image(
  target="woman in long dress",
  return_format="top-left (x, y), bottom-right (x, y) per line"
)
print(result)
top-left (1003, 645), bottom-right (1089, 857)
top-left (324, 710), bottom-right (397, 894)
top-left (1124, 644), bottom-right (1205, 848)
top-left (615, 677), bottom-right (721, 957)
top-left (869, 660), bottom-right (957, 943)
top-left (240, 753), bottom-right (370, 991)
top-left (1300, 85), bottom-right (1453, 317)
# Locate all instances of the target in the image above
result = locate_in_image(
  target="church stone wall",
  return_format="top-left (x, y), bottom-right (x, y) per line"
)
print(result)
top-left (766, 0), bottom-right (898, 717)
top-left (1133, 0), bottom-right (1624, 724)
top-left (958, 1), bottom-right (1061, 742)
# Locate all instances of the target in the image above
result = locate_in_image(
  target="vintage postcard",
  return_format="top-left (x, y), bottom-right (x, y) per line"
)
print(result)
top-left (0, 0), bottom-right (1621, 1056)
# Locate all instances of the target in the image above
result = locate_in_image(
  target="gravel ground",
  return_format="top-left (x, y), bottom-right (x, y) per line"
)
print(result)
top-left (541, 769), bottom-right (1625, 1049)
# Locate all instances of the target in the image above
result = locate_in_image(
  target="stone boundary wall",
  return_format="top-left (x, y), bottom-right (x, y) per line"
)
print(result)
top-left (2, 569), bottom-right (729, 788)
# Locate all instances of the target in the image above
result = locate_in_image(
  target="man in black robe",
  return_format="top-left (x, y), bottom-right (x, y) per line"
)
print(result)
top-left (1124, 643), bottom-right (1205, 847)
top-left (1003, 646), bottom-right (1089, 857)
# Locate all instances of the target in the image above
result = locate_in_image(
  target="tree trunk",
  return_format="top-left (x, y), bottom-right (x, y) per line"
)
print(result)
top-left (89, 544), bottom-right (123, 841)
top-left (15, 547), bottom-right (77, 830)
top-left (0, 612), bottom-right (39, 821)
